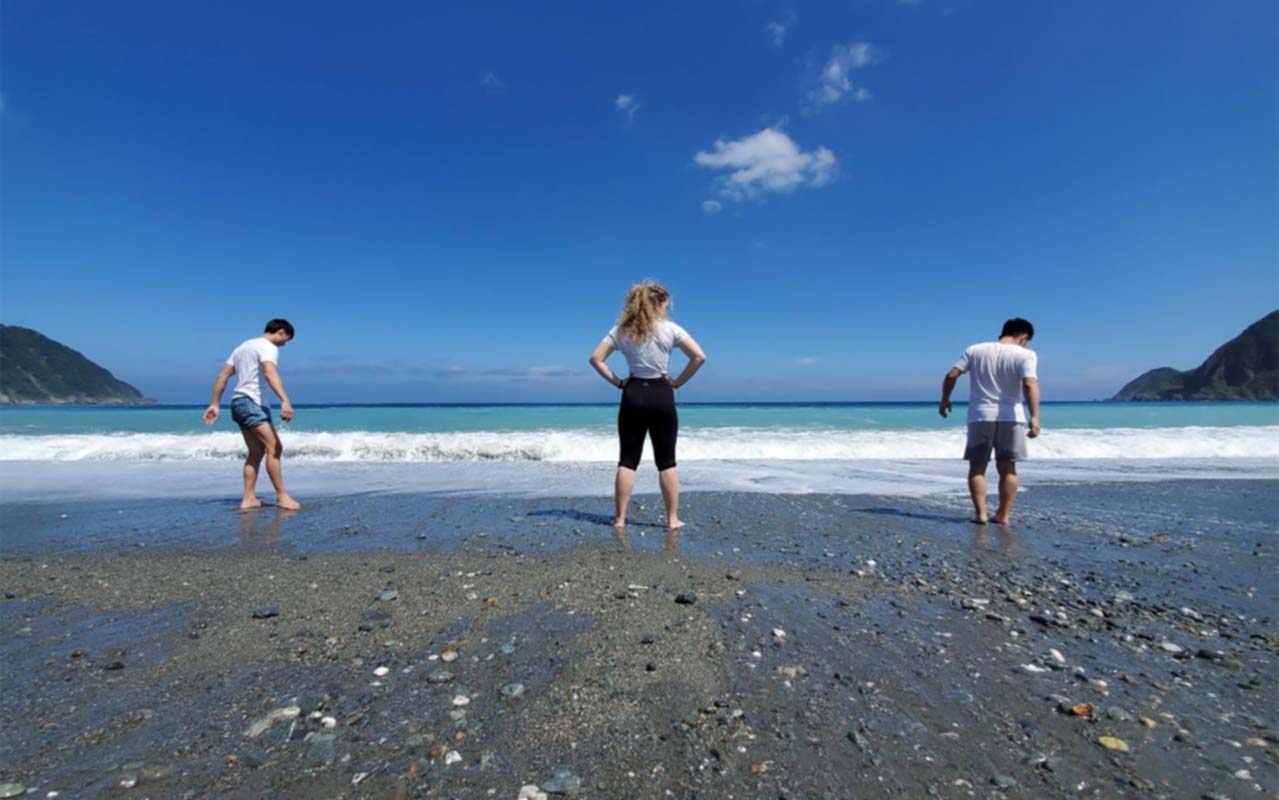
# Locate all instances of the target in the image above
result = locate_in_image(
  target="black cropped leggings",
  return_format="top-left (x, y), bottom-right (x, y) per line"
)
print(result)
top-left (617, 377), bottom-right (678, 471)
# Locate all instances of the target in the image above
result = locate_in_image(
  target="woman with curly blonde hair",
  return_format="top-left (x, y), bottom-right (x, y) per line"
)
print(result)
top-left (589, 281), bottom-right (707, 530)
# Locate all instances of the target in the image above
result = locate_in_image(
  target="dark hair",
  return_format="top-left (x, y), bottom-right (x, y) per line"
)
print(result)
top-left (1000, 318), bottom-right (1034, 340)
top-left (265, 319), bottom-right (295, 339)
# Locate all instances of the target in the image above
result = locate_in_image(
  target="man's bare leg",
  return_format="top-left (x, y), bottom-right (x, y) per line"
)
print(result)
top-left (251, 423), bottom-right (301, 511)
top-left (992, 460), bottom-right (1019, 525)
top-left (967, 461), bottom-right (989, 524)
top-left (659, 467), bottom-right (683, 530)
top-left (239, 428), bottom-right (265, 511)
top-left (614, 466), bottom-right (636, 528)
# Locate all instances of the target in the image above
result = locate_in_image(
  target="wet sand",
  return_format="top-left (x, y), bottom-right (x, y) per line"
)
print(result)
top-left (1, 480), bottom-right (1276, 798)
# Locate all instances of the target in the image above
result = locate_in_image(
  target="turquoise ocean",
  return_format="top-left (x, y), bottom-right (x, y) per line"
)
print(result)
top-left (2, 402), bottom-right (1275, 499)
top-left (2, 401), bottom-right (1276, 461)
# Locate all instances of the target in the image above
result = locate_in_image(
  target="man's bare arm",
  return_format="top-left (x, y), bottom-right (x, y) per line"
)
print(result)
top-left (939, 367), bottom-right (962, 418)
top-left (1023, 377), bottom-right (1041, 438)
top-left (261, 362), bottom-right (295, 421)
top-left (203, 365), bottom-right (235, 424)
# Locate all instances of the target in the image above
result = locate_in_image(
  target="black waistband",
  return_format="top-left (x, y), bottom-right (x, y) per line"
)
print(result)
top-left (626, 376), bottom-right (670, 384)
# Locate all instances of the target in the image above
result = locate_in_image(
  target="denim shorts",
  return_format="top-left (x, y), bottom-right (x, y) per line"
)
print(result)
top-left (231, 395), bottom-right (272, 429)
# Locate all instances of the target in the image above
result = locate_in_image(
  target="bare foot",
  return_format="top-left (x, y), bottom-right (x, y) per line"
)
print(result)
top-left (970, 516), bottom-right (988, 525)
top-left (613, 518), bottom-right (626, 530)
top-left (240, 499), bottom-right (262, 512)
top-left (667, 518), bottom-right (686, 530)
top-left (991, 515), bottom-right (1010, 526)
top-left (276, 495), bottom-right (302, 511)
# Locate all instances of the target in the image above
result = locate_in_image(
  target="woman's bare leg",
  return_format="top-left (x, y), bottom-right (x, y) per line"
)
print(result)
top-left (614, 466), bottom-right (636, 528)
top-left (659, 467), bottom-right (683, 529)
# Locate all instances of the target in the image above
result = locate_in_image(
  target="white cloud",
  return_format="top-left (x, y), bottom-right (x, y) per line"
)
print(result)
top-left (798, 356), bottom-right (818, 366)
top-left (806, 42), bottom-right (878, 111)
top-left (483, 71), bottom-right (502, 89)
top-left (694, 128), bottom-right (836, 202)
top-left (766, 10), bottom-right (796, 47)
top-left (615, 93), bottom-right (640, 122)
top-left (701, 199), bottom-right (723, 214)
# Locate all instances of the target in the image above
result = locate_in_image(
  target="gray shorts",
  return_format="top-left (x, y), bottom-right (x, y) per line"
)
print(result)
top-left (965, 422), bottom-right (1028, 463)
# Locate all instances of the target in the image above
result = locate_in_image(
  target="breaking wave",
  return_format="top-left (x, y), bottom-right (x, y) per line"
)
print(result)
top-left (1, 425), bottom-right (1276, 462)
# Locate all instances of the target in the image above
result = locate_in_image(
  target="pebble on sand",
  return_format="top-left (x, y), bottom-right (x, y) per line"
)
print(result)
top-left (244, 705), bottom-right (301, 738)
top-left (0, 785), bottom-right (25, 799)
top-left (251, 606), bottom-right (279, 619)
top-left (518, 787), bottom-right (548, 800)
top-left (1098, 736), bottom-right (1130, 753)
top-left (541, 767), bottom-right (582, 796)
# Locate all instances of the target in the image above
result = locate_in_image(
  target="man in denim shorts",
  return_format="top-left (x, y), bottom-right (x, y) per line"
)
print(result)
top-left (203, 319), bottom-right (301, 511)
top-left (939, 318), bottom-right (1041, 525)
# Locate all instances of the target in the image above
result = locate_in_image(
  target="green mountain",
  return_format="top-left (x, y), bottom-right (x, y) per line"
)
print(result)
top-left (1111, 311), bottom-right (1279, 401)
top-left (0, 325), bottom-right (151, 404)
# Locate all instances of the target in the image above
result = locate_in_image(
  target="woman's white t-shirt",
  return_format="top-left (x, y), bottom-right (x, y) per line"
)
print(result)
top-left (604, 320), bottom-right (688, 379)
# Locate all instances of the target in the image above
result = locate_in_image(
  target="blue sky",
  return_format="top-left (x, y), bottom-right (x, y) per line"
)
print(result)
top-left (3, 0), bottom-right (1276, 403)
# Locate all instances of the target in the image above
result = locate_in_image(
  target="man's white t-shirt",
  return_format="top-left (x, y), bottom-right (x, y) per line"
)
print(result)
top-left (954, 342), bottom-right (1038, 423)
top-left (604, 320), bottom-right (688, 379)
top-left (226, 337), bottom-right (279, 407)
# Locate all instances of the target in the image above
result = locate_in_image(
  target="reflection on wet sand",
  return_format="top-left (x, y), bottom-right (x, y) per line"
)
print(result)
top-left (972, 522), bottom-right (1019, 556)
top-left (238, 508), bottom-right (292, 550)
top-left (612, 526), bottom-right (682, 553)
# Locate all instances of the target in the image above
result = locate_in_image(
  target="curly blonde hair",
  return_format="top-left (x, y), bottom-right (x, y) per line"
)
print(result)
top-left (616, 281), bottom-right (671, 343)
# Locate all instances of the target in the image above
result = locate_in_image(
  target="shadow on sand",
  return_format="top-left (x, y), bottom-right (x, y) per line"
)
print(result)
top-left (527, 509), bottom-right (668, 530)
top-left (854, 507), bottom-right (979, 525)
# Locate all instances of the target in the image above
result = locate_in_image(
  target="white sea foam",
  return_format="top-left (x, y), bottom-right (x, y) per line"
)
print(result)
top-left (1, 425), bottom-right (1276, 462)
top-left (2, 458), bottom-right (1276, 502)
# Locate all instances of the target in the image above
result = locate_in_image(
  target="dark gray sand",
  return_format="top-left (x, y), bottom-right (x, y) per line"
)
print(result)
top-left (1, 480), bottom-right (1276, 798)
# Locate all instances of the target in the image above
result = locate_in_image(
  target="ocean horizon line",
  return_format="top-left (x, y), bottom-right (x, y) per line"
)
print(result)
top-left (9, 398), bottom-right (1278, 411)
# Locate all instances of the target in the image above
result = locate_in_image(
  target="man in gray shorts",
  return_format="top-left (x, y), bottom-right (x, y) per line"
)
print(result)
top-left (939, 318), bottom-right (1041, 525)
